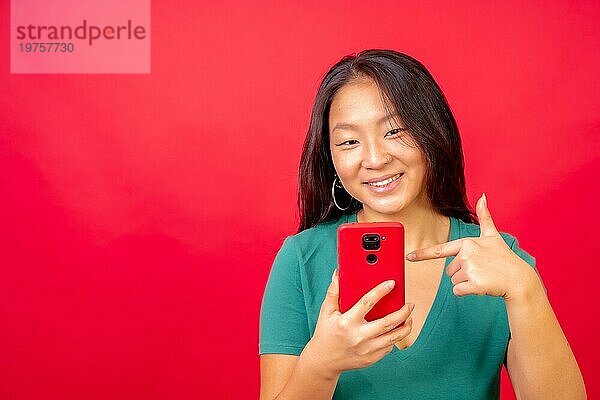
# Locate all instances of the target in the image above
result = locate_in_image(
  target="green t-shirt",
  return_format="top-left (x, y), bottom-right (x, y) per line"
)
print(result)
top-left (259, 213), bottom-right (538, 399)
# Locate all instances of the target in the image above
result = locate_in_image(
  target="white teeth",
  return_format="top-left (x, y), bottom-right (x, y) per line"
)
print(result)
top-left (368, 173), bottom-right (402, 187)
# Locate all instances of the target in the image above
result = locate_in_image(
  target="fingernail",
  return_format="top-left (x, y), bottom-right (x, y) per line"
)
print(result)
top-left (409, 303), bottom-right (415, 311)
top-left (331, 269), bottom-right (337, 281)
top-left (385, 280), bottom-right (395, 289)
top-left (482, 193), bottom-right (487, 206)
top-left (406, 252), bottom-right (416, 261)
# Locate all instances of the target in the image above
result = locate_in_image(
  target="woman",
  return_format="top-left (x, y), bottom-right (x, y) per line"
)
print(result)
top-left (259, 50), bottom-right (585, 399)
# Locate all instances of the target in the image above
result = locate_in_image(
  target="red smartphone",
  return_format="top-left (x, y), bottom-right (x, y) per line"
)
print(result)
top-left (337, 222), bottom-right (405, 322)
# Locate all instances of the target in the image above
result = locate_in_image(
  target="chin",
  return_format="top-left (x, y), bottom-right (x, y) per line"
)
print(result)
top-left (363, 200), bottom-right (407, 216)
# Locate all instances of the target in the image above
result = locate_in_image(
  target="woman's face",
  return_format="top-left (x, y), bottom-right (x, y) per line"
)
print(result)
top-left (328, 78), bottom-right (430, 218)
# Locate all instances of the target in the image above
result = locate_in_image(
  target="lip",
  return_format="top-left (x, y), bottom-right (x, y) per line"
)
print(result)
top-left (364, 173), bottom-right (403, 194)
top-left (364, 173), bottom-right (404, 184)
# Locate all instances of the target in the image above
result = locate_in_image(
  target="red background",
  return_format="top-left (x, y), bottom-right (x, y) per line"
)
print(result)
top-left (1, 1), bottom-right (599, 398)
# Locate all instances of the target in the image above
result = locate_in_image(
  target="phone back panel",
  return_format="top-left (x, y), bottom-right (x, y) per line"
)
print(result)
top-left (338, 222), bottom-right (405, 322)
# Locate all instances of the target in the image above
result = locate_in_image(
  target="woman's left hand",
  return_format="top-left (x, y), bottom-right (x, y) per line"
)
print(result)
top-left (406, 194), bottom-right (537, 300)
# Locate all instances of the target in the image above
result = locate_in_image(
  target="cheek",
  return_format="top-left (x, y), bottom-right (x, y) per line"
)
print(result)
top-left (407, 154), bottom-right (428, 188)
top-left (395, 145), bottom-right (427, 179)
top-left (331, 151), bottom-right (360, 178)
top-left (409, 154), bottom-right (427, 173)
top-left (397, 141), bottom-right (426, 167)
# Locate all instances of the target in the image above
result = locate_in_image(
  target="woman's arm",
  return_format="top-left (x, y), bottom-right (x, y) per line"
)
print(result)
top-left (260, 349), bottom-right (340, 400)
top-left (504, 272), bottom-right (586, 399)
top-left (407, 194), bottom-right (586, 399)
top-left (260, 271), bottom-right (413, 399)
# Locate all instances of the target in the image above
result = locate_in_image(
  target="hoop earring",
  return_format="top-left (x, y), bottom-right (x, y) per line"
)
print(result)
top-left (332, 176), bottom-right (352, 211)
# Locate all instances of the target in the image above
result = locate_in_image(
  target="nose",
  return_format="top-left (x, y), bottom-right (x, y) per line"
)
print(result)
top-left (361, 139), bottom-right (390, 169)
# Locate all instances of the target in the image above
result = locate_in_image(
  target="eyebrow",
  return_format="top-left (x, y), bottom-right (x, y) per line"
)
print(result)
top-left (331, 113), bottom-right (402, 133)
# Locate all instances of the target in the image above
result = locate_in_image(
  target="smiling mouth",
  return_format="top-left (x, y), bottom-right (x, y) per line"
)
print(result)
top-left (367, 173), bottom-right (403, 187)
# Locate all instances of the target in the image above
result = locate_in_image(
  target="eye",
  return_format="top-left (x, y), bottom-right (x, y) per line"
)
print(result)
top-left (385, 128), bottom-right (407, 137)
top-left (335, 139), bottom-right (359, 147)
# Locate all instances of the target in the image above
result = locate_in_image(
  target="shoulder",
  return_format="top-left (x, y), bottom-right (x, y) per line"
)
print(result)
top-left (282, 215), bottom-right (346, 258)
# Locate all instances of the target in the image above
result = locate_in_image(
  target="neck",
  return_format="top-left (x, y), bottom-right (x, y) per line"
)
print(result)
top-left (357, 198), bottom-right (450, 255)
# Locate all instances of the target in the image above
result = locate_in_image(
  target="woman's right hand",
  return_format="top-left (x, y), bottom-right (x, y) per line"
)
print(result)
top-left (301, 269), bottom-right (414, 379)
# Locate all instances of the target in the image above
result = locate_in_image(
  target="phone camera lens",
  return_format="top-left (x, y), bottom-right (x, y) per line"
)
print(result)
top-left (366, 254), bottom-right (377, 264)
top-left (362, 234), bottom-right (381, 250)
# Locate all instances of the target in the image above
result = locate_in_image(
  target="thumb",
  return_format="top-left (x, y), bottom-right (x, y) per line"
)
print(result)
top-left (321, 268), bottom-right (340, 314)
top-left (477, 193), bottom-right (498, 237)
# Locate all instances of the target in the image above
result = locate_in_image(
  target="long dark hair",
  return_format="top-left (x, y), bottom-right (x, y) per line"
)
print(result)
top-left (297, 49), bottom-right (476, 232)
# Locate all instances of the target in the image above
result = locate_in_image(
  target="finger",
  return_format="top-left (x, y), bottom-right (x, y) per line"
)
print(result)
top-left (445, 257), bottom-right (461, 278)
top-left (361, 341), bottom-right (399, 367)
top-left (452, 281), bottom-right (479, 297)
top-left (477, 193), bottom-right (498, 237)
top-left (450, 269), bottom-right (468, 286)
top-left (346, 279), bottom-right (396, 321)
top-left (374, 317), bottom-right (413, 350)
top-left (321, 269), bottom-right (340, 315)
top-left (407, 238), bottom-right (465, 262)
top-left (362, 303), bottom-right (414, 338)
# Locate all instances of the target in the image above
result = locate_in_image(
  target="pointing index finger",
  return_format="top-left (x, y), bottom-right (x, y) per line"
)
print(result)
top-left (406, 238), bottom-right (464, 262)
